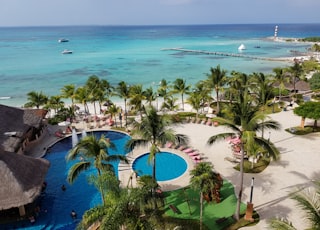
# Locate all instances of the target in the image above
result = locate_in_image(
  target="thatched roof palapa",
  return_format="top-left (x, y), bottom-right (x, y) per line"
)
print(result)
top-left (0, 151), bottom-right (50, 210)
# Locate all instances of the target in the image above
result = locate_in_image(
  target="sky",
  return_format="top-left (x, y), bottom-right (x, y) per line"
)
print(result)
top-left (0, 0), bottom-right (319, 27)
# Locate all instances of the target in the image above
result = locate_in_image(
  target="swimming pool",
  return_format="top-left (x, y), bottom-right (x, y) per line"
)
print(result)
top-left (132, 152), bottom-right (187, 181)
top-left (2, 131), bottom-right (130, 230)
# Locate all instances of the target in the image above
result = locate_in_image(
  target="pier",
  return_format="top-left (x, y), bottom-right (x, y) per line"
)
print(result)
top-left (161, 47), bottom-right (291, 62)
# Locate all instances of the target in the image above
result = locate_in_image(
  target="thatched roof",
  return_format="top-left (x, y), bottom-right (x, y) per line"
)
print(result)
top-left (0, 104), bottom-right (47, 152)
top-left (0, 151), bottom-right (50, 210)
top-left (273, 80), bottom-right (311, 92)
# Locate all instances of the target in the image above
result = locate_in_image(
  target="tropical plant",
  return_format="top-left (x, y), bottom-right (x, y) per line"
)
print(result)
top-left (161, 95), bottom-right (179, 112)
top-left (309, 72), bottom-right (320, 91)
top-left (107, 104), bottom-right (121, 127)
top-left (74, 86), bottom-right (90, 114)
top-left (45, 95), bottom-right (65, 114)
top-left (190, 162), bottom-right (221, 230)
top-left (24, 91), bottom-right (48, 108)
top-left (205, 65), bottom-right (227, 114)
top-left (129, 84), bottom-right (146, 119)
top-left (171, 78), bottom-right (191, 111)
top-left (290, 62), bottom-right (303, 97)
top-left (268, 179), bottom-right (320, 230)
top-left (126, 105), bottom-right (189, 187)
top-left (273, 67), bottom-right (289, 101)
top-left (78, 172), bottom-right (156, 230)
top-left (186, 90), bottom-right (202, 118)
top-left (60, 84), bottom-right (76, 107)
top-left (293, 101), bottom-right (320, 130)
top-left (66, 134), bottom-right (128, 204)
top-left (116, 81), bottom-right (131, 127)
top-left (207, 76), bottom-right (281, 221)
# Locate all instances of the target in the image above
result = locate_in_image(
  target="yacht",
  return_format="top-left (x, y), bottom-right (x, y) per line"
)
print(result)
top-left (58, 38), bottom-right (69, 43)
top-left (61, 49), bottom-right (73, 54)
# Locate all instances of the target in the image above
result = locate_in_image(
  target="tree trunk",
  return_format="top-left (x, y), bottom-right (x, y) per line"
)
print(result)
top-left (300, 117), bottom-right (305, 129)
top-left (235, 143), bottom-right (245, 221)
top-left (200, 192), bottom-right (203, 230)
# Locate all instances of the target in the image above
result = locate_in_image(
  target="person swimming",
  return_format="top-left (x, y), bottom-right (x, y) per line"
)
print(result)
top-left (70, 210), bottom-right (77, 219)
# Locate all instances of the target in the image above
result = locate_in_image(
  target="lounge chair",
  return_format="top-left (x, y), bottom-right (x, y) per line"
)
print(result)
top-left (188, 151), bottom-right (199, 156)
top-left (183, 148), bottom-right (194, 153)
top-left (165, 142), bottom-right (174, 148)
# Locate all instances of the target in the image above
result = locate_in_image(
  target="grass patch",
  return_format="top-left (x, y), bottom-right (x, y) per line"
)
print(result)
top-left (286, 126), bottom-right (320, 135)
top-left (163, 180), bottom-right (250, 230)
top-left (234, 157), bottom-right (270, 173)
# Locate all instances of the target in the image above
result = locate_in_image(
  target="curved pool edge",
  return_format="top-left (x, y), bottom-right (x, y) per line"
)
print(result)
top-left (118, 146), bottom-right (195, 192)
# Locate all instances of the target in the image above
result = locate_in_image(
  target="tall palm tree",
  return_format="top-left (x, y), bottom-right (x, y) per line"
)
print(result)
top-left (269, 179), bottom-right (320, 229)
top-left (250, 72), bottom-right (274, 107)
top-left (24, 91), bottom-right (48, 108)
top-left (190, 162), bottom-right (220, 230)
top-left (116, 81), bottom-right (131, 127)
top-left (107, 104), bottom-right (121, 127)
top-left (74, 86), bottom-right (90, 114)
top-left (206, 65), bottom-right (227, 115)
top-left (66, 134), bottom-right (128, 204)
top-left (171, 78), bottom-right (191, 111)
top-left (129, 84), bottom-right (146, 119)
top-left (144, 86), bottom-right (157, 106)
top-left (207, 82), bottom-right (281, 221)
top-left (186, 91), bottom-right (202, 118)
top-left (126, 105), bottom-right (188, 184)
top-left (161, 95), bottom-right (179, 112)
top-left (60, 84), bottom-right (76, 108)
top-left (290, 62), bottom-right (303, 98)
top-left (45, 95), bottom-right (65, 114)
top-left (273, 67), bottom-right (288, 102)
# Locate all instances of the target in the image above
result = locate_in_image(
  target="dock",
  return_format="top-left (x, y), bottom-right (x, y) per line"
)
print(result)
top-left (161, 48), bottom-right (291, 62)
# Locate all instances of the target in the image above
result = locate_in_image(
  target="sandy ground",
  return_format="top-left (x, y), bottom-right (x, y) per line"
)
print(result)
top-left (26, 102), bottom-right (320, 229)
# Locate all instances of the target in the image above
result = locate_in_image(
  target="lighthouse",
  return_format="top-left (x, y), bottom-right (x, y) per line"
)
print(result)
top-left (274, 25), bottom-right (278, 41)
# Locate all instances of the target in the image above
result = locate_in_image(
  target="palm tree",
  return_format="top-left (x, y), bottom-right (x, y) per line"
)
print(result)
top-left (290, 62), bottom-right (303, 98)
top-left (116, 81), bottom-right (131, 127)
top-left (207, 85), bottom-right (281, 221)
top-left (171, 78), bottom-right (191, 111)
top-left (129, 84), bottom-right (146, 119)
top-left (45, 95), bottom-right (65, 115)
top-left (144, 86), bottom-right (157, 106)
top-left (269, 179), bottom-right (320, 229)
top-left (186, 91), bottom-right (202, 118)
top-left (107, 104), bottom-right (121, 127)
top-left (126, 105), bottom-right (188, 184)
top-left (66, 134), bottom-right (128, 204)
top-left (190, 162), bottom-right (220, 230)
top-left (60, 84), bottom-right (76, 108)
top-left (74, 86), bottom-right (90, 114)
top-left (24, 91), bottom-right (48, 108)
top-left (205, 65), bottom-right (227, 114)
top-left (273, 67), bottom-right (288, 102)
top-left (250, 72), bottom-right (274, 107)
top-left (78, 172), bottom-right (158, 230)
top-left (161, 95), bottom-right (179, 112)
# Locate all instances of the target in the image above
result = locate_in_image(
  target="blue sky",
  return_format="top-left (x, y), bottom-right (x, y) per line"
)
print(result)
top-left (1, 0), bottom-right (319, 26)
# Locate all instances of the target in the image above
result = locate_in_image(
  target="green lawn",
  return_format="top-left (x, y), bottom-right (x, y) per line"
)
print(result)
top-left (163, 180), bottom-right (247, 229)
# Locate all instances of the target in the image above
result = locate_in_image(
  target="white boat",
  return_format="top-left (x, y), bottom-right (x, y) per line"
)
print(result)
top-left (61, 49), bottom-right (73, 54)
top-left (58, 38), bottom-right (69, 43)
top-left (238, 44), bottom-right (246, 50)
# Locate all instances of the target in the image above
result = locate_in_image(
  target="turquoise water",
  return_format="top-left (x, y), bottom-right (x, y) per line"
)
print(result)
top-left (1, 131), bottom-right (130, 230)
top-left (132, 151), bottom-right (187, 181)
top-left (0, 24), bottom-right (319, 106)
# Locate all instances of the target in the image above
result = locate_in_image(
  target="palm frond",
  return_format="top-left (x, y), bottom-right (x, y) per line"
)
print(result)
top-left (67, 161), bottom-right (91, 183)
top-left (268, 217), bottom-right (297, 230)
top-left (207, 132), bottom-right (235, 145)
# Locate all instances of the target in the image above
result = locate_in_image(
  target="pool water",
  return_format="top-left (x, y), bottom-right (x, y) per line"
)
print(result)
top-left (132, 152), bottom-right (187, 181)
top-left (2, 131), bottom-right (130, 230)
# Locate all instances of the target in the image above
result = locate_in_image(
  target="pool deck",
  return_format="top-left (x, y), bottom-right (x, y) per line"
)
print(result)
top-left (118, 145), bottom-right (197, 191)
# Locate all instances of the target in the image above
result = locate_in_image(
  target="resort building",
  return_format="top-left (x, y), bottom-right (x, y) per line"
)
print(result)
top-left (0, 104), bottom-right (50, 217)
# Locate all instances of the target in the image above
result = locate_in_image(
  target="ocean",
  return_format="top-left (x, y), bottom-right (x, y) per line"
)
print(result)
top-left (0, 24), bottom-right (319, 107)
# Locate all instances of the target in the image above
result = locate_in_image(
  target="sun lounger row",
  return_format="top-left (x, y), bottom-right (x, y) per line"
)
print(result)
top-left (165, 142), bottom-right (202, 164)
top-left (184, 117), bottom-right (219, 126)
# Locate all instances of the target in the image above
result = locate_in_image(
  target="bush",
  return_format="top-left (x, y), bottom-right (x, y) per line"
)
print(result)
top-left (310, 72), bottom-right (320, 90)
